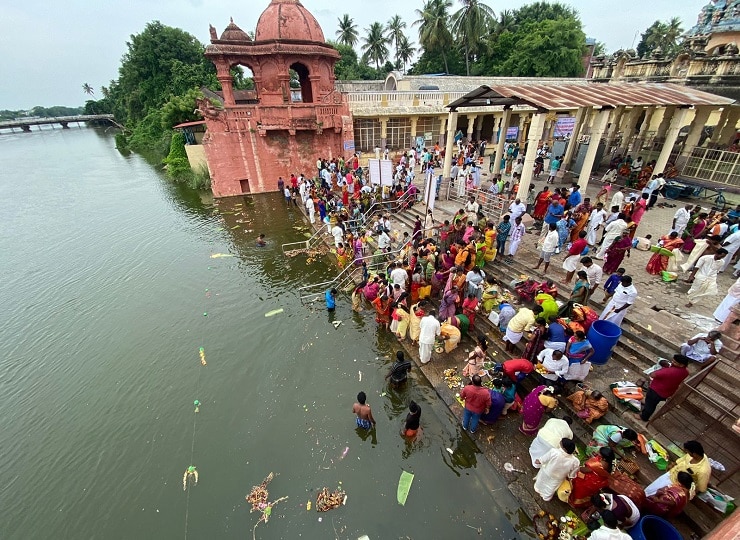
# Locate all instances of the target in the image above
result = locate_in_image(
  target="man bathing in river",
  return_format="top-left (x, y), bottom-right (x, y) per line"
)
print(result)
top-left (352, 391), bottom-right (376, 430)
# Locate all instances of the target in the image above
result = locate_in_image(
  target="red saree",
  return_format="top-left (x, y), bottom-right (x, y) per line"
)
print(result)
top-left (569, 456), bottom-right (611, 508)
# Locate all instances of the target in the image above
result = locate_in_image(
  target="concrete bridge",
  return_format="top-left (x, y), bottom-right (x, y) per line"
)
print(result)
top-left (0, 114), bottom-right (120, 132)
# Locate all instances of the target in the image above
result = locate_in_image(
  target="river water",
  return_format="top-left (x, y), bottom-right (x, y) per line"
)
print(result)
top-left (0, 127), bottom-right (528, 539)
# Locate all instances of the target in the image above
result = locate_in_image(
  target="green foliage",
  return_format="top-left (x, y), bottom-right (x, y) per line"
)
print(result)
top-left (330, 42), bottom-right (388, 79)
top-left (160, 88), bottom-right (203, 131)
top-left (409, 48), bottom-right (465, 75)
top-left (0, 105), bottom-right (84, 120)
top-left (512, 2), bottom-right (579, 25)
top-left (164, 131), bottom-right (192, 178)
top-left (336, 14), bottom-right (359, 48)
top-left (495, 18), bottom-right (586, 77)
top-left (636, 18), bottom-right (684, 59)
top-left (414, 0), bottom-right (454, 73)
top-left (450, 0), bottom-right (495, 75)
top-left (362, 22), bottom-right (389, 69)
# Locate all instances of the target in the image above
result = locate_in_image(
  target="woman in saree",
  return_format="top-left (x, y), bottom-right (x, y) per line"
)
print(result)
top-left (636, 161), bottom-right (655, 190)
top-left (585, 424), bottom-right (638, 456)
top-left (565, 331), bottom-right (594, 364)
top-left (643, 471), bottom-right (694, 518)
top-left (560, 271), bottom-right (590, 318)
top-left (682, 212), bottom-right (708, 253)
top-left (463, 336), bottom-right (488, 377)
top-left (533, 187), bottom-right (552, 221)
top-left (567, 390), bottom-right (610, 424)
top-left (353, 234), bottom-right (365, 266)
top-left (569, 447), bottom-right (615, 508)
top-left (335, 242), bottom-right (349, 269)
top-left (519, 385), bottom-right (557, 436)
top-left (524, 317), bottom-right (548, 362)
top-left (394, 300), bottom-right (410, 341)
top-left (569, 200), bottom-right (593, 243)
top-left (462, 294), bottom-right (479, 329)
top-left (371, 294), bottom-right (392, 329)
top-left (438, 284), bottom-right (460, 322)
top-left (438, 320), bottom-right (462, 353)
top-left (448, 313), bottom-right (470, 337)
top-left (646, 232), bottom-right (684, 275)
top-left (617, 157), bottom-right (632, 178)
top-left (407, 300), bottom-right (428, 345)
top-left (603, 231), bottom-right (632, 274)
top-left (595, 184), bottom-right (611, 207)
top-left (557, 213), bottom-right (576, 251)
top-left (351, 281), bottom-right (366, 312)
top-left (481, 276), bottom-right (500, 313)
top-left (535, 293), bottom-right (559, 322)
top-left (475, 238), bottom-right (488, 268)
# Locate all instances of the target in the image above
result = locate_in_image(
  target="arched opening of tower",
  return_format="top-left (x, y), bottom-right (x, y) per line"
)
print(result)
top-left (289, 63), bottom-right (312, 103)
top-left (232, 65), bottom-right (257, 104)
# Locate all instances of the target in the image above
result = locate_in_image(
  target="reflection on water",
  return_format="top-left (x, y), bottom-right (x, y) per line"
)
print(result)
top-left (0, 128), bottom-right (531, 539)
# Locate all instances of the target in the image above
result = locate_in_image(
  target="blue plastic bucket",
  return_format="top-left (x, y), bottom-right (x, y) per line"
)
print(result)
top-left (586, 320), bottom-right (622, 365)
top-left (629, 515), bottom-right (682, 540)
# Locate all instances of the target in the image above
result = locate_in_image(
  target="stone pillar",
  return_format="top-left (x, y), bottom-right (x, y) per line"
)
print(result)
top-left (518, 114), bottom-right (527, 144)
top-left (474, 115), bottom-right (484, 142)
top-left (717, 106), bottom-right (740, 146)
top-left (680, 107), bottom-right (712, 157)
top-left (654, 107), bottom-right (690, 175)
top-left (578, 108), bottom-right (611, 190)
top-left (466, 114), bottom-right (477, 142)
top-left (493, 108), bottom-right (512, 178)
top-left (216, 62), bottom-right (236, 106)
top-left (630, 106), bottom-right (655, 153)
top-left (518, 113), bottom-right (546, 198)
top-left (618, 107), bottom-right (642, 155)
top-left (438, 115), bottom-right (447, 147)
top-left (410, 116), bottom-right (419, 149)
top-left (380, 117), bottom-right (388, 150)
top-left (710, 107), bottom-right (732, 145)
top-left (655, 106), bottom-right (676, 141)
top-left (442, 111), bottom-right (458, 182)
top-left (562, 107), bottom-right (587, 169)
top-left (604, 106), bottom-right (625, 147)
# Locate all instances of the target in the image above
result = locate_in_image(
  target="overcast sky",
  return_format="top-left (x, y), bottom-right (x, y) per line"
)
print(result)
top-left (1, 0), bottom-right (705, 110)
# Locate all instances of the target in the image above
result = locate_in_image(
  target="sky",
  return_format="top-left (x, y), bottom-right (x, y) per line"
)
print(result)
top-left (0, 0), bottom-right (706, 110)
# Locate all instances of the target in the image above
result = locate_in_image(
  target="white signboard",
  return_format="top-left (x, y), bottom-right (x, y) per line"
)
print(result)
top-left (380, 159), bottom-right (394, 187)
top-left (424, 169), bottom-right (437, 211)
top-left (368, 158), bottom-right (381, 185)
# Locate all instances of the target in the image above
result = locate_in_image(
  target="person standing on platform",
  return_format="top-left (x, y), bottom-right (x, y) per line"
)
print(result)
top-left (636, 354), bottom-right (689, 422)
top-left (533, 438), bottom-right (580, 501)
top-left (460, 374), bottom-right (491, 434)
top-left (418, 310), bottom-right (441, 364)
top-left (599, 275), bottom-right (637, 327)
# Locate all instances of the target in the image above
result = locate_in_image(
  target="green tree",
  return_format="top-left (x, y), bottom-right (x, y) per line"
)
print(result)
top-left (330, 41), bottom-right (384, 79)
top-left (512, 1), bottom-right (578, 25)
top-left (386, 15), bottom-right (407, 70)
top-left (397, 35), bottom-right (417, 73)
top-left (496, 18), bottom-right (586, 77)
top-left (637, 17), bottom-right (684, 58)
top-left (450, 0), bottom-right (495, 75)
top-left (408, 47), bottom-right (465, 75)
top-left (336, 14), bottom-right (359, 48)
top-left (361, 22), bottom-right (389, 70)
top-left (82, 83), bottom-right (94, 96)
top-left (414, 0), bottom-right (454, 73)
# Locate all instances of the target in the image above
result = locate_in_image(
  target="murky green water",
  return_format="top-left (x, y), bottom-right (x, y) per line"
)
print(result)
top-left (0, 127), bottom-right (527, 539)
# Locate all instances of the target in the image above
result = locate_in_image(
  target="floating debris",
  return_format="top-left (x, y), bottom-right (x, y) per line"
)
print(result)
top-left (397, 470), bottom-right (414, 506)
top-left (210, 253), bottom-right (235, 259)
top-left (316, 487), bottom-right (347, 512)
top-left (182, 465), bottom-right (198, 491)
top-left (264, 308), bottom-right (284, 317)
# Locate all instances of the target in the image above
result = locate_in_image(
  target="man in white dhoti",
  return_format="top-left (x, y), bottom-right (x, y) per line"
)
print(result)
top-left (679, 234), bottom-right (722, 273)
top-left (680, 331), bottom-right (723, 364)
top-left (671, 204), bottom-right (692, 236)
top-left (508, 216), bottom-right (526, 258)
top-left (418, 311), bottom-right (441, 364)
top-left (529, 416), bottom-right (573, 467)
top-left (600, 276), bottom-right (637, 327)
top-left (686, 250), bottom-right (728, 307)
top-left (533, 438), bottom-right (580, 501)
top-left (596, 215), bottom-right (629, 259)
top-left (586, 203), bottom-right (607, 246)
top-left (720, 230), bottom-right (740, 272)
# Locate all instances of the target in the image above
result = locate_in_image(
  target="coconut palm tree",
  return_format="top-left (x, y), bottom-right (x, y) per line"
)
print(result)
top-left (361, 22), bottom-right (389, 70)
top-left (386, 15), bottom-right (407, 70)
top-left (82, 83), bottom-right (94, 96)
top-left (336, 14), bottom-right (359, 48)
top-left (413, 0), bottom-right (454, 73)
top-left (450, 0), bottom-right (495, 75)
top-left (397, 35), bottom-right (417, 73)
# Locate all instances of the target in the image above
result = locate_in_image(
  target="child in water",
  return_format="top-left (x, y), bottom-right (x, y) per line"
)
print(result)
top-left (256, 233), bottom-right (266, 247)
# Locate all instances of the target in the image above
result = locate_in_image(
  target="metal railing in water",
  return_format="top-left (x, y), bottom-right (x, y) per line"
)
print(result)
top-left (281, 190), bottom-right (416, 254)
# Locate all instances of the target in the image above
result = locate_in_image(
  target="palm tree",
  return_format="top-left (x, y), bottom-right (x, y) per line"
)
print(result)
top-left (386, 15), bottom-right (407, 70)
top-left (82, 83), bottom-right (94, 96)
top-left (495, 9), bottom-right (516, 36)
top-left (663, 16), bottom-right (684, 56)
top-left (413, 0), bottom-right (454, 73)
top-left (451, 0), bottom-right (495, 75)
top-left (397, 35), bottom-right (417, 73)
top-left (361, 22), bottom-right (389, 70)
top-left (336, 14), bottom-right (359, 48)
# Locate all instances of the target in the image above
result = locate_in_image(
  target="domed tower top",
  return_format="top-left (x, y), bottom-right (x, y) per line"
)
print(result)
top-left (254, 0), bottom-right (326, 43)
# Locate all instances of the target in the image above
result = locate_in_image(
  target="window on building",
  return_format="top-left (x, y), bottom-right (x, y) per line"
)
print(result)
top-left (354, 119), bottom-right (381, 152)
top-left (387, 118), bottom-right (410, 150)
top-left (416, 117), bottom-right (441, 147)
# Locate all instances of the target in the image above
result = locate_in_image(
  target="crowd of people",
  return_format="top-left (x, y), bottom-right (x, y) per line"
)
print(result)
top-left (296, 144), bottom-right (731, 537)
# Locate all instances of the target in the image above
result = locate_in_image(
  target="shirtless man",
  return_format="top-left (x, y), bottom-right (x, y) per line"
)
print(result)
top-left (352, 391), bottom-right (376, 430)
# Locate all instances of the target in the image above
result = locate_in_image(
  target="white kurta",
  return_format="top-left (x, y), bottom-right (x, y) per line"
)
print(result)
top-left (529, 419), bottom-right (573, 467)
top-left (533, 447), bottom-right (579, 501)
top-left (688, 255), bottom-right (724, 302)
top-left (586, 209), bottom-right (607, 245)
top-left (596, 220), bottom-right (628, 258)
top-left (600, 284), bottom-right (638, 327)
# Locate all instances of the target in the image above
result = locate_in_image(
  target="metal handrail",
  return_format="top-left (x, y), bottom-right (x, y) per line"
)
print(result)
top-left (281, 225), bottom-right (327, 254)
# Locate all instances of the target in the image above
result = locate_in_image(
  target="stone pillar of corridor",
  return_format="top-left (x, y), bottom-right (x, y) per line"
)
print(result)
top-left (442, 111), bottom-right (459, 183)
top-left (518, 114), bottom-right (528, 145)
top-left (654, 107), bottom-right (690, 175)
top-left (380, 117), bottom-right (388, 151)
top-left (438, 115), bottom-right (447, 147)
top-left (474, 115), bottom-right (484, 141)
top-left (717, 106), bottom-right (740, 146)
top-left (562, 107), bottom-right (587, 169)
top-left (493, 108), bottom-right (512, 179)
top-left (466, 114), bottom-right (477, 143)
top-left (631, 106), bottom-right (655, 154)
top-left (604, 106), bottom-right (625, 148)
top-left (518, 112), bottom-right (547, 199)
top-left (710, 107), bottom-right (732, 145)
top-left (618, 107), bottom-right (642, 156)
top-left (409, 116), bottom-right (418, 150)
top-left (578, 108), bottom-right (611, 190)
top-left (677, 107), bottom-right (712, 169)
top-left (654, 106), bottom-right (677, 142)
top-left (216, 62), bottom-right (236, 106)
